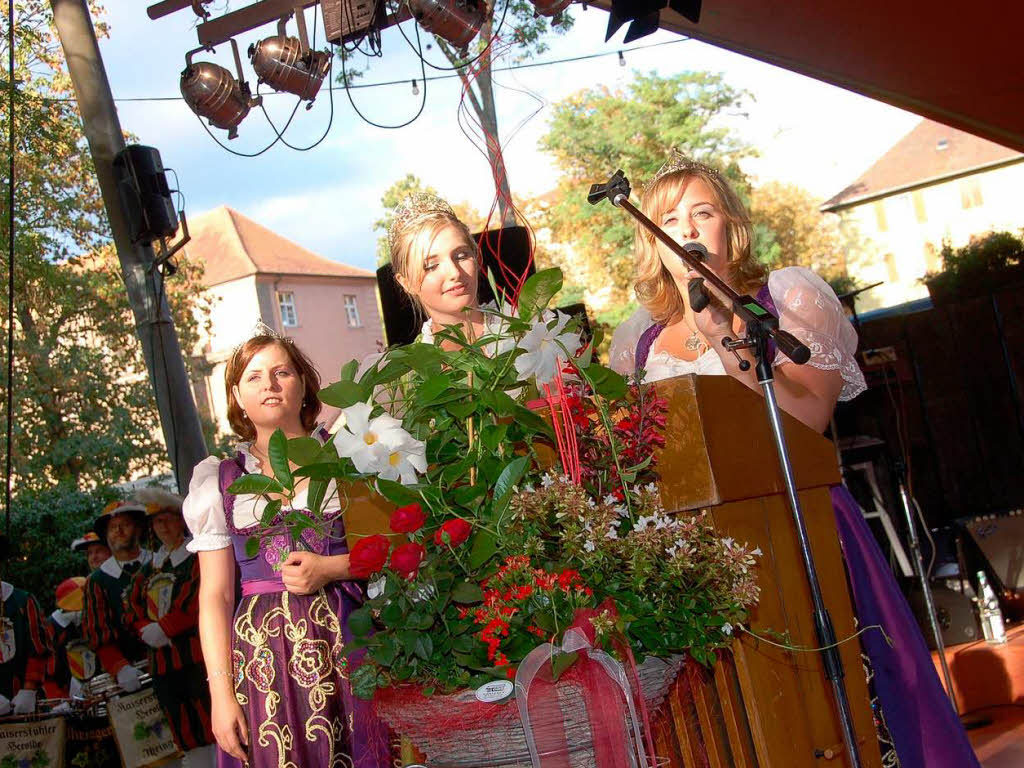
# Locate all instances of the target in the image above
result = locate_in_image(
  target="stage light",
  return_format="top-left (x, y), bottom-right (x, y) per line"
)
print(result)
top-left (249, 16), bottom-right (331, 103)
top-left (180, 40), bottom-right (259, 139)
top-left (528, 0), bottom-right (573, 18)
top-left (618, 50), bottom-right (626, 66)
top-left (605, 0), bottom-right (702, 43)
top-left (408, 0), bottom-right (485, 53)
top-left (411, 79), bottom-right (420, 95)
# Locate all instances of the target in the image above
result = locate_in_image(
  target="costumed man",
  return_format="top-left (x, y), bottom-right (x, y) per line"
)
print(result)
top-left (0, 579), bottom-right (53, 716)
top-left (125, 489), bottom-right (215, 767)
top-left (81, 501), bottom-right (152, 693)
top-left (43, 577), bottom-right (92, 700)
top-left (72, 531), bottom-right (112, 572)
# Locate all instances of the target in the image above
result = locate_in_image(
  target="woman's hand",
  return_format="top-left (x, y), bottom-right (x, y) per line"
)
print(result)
top-left (211, 692), bottom-right (248, 762)
top-left (281, 552), bottom-right (350, 594)
top-left (692, 291), bottom-right (735, 341)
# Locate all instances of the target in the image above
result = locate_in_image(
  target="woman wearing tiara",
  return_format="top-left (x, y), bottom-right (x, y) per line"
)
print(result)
top-left (182, 327), bottom-right (388, 768)
top-left (609, 151), bottom-right (978, 768)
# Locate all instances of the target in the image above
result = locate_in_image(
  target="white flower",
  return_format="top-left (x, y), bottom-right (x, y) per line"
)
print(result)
top-left (602, 494), bottom-right (618, 506)
top-left (606, 525), bottom-right (619, 540)
top-left (583, 540), bottom-right (596, 552)
top-left (334, 403), bottom-right (406, 473)
top-left (751, 547), bottom-right (763, 557)
top-left (514, 311), bottom-right (580, 385)
top-left (722, 622), bottom-right (734, 636)
top-left (586, 498), bottom-right (597, 509)
top-left (371, 432), bottom-right (427, 485)
top-left (614, 504), bottom-right (629, 518)
top-left (412, 583), bottom-right (437, 603)
top-left (722, 537), bottom-right (735, 550)
top-left (541, 473), bottom-right (556, 488)
top-left (644, 483), bottom-right (659, 494)
top-left (367, 576), bottom-right (386, 600)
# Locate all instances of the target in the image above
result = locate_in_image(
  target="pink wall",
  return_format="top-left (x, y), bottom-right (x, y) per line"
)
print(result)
top-left (261, 275), bottom-right (384, 424)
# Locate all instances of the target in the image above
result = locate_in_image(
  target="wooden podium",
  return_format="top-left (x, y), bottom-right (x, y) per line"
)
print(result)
top-left (650, 374), bottom-right (882, 768)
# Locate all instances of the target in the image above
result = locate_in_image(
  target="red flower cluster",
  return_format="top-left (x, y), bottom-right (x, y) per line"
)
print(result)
top-left (433, 518), bottom-right (472, 548)
top-left (349, 534), bottom-right (391, 578)
top-left (469, 557), bottom-right (595, 676)
top-left (390, 542), bottom-right (426, 579)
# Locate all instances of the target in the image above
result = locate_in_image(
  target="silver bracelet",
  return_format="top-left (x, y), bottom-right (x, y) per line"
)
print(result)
top-left (207, 669), bottom-right (232, 681)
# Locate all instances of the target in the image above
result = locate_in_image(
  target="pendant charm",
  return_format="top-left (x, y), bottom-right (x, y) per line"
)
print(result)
top-left (685, 331), bottom-right (703, 351)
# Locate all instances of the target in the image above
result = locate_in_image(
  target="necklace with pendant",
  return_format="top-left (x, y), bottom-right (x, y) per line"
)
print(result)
top-left (684, 329), bottom-right (703, 351)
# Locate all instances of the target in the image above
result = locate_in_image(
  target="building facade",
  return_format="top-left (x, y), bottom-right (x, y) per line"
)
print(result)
top-left (822, 120), bottom-right (1024, 310)
top-left (184, 206), bottom-right (384, 435)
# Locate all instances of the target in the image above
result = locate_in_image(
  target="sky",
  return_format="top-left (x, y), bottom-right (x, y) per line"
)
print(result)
top-left (96, 3), bottom-right (922, 273)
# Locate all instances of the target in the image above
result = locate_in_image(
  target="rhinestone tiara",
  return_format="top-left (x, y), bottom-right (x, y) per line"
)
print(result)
top-left (387, 192), bottom-right (456, 253)
top-left (231, 320), bottom-right (290, 357)
top-left (644, 148), bottom-right (720, 193)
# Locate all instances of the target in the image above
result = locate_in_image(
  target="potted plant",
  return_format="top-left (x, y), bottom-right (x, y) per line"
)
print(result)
top-left (924, 230), bottom-right (1024, 304)
top-left (232, 268), bottom-right (761, 766)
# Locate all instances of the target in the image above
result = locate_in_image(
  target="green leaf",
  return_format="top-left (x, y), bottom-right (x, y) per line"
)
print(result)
top-left (512, 404), bottom-right (555, 439)
top-left (260, 499), bottom-right (282, 526)
top-left (452, 484), bottom-right (488, 507)
top-left (268, 429), bottom-right (293, 489)
top-left (585, 364), bottom-right (628, 400)
top-left (517, 267), bottom-right (563, 321)
top-left (340, 358), bottom-right (360, 382)
top-left (370, 635), bottom-right (399, 666)
top-left (492, 455), bottom-right (530, 516)
top-left (479, 422), bottom-right (509, 452)
top-left (319, 380), bottom-right (370, 408)
top-left (245, 536), bottom-right (260, 559)
top-left (381, 601), bottom-right (406, 626)
top-left (350, 663), bottom-right (378, 700)
top-left (451, 581), bottom-right (484, 604)
top-left (390, 343), bottom-right (444, 376)
top-left (468, 530), bottom-right (498, 569)
top-left (413, 634), bottom-right (434, 661)
top-left (375, 478), bottom-right (421, 506)
top-left (307, 478), bottom-right (328, 516)
top-left (228, 474), bottom-right (286, 496)
top-left (287, 436), bottom-right (324, 465)
top-left (348, 607), bottom-right (373, 637)
top-left (417, 373), bottom-right (452, 403)
top-left (292, 462), bottom-right (346, 480)
top-left (447, 400), bottom-right (476, 419)
top-left (551, 650), bottom-right (579, 681)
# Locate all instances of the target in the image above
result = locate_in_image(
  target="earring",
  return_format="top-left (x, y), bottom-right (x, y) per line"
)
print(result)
top-left (302, 399), bottom-right (307, 408)
top-left (242, 410), bottom-right (249, 420)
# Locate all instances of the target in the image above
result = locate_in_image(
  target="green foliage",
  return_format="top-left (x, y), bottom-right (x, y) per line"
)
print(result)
top-left (537, 71), bottom-right (754, 305)
top-left (925, 230), bottom-right (1024, 286)
top-left (7, 484), bottom-right (124, 610)
top-left (2, 3), bottom-right (212, 490)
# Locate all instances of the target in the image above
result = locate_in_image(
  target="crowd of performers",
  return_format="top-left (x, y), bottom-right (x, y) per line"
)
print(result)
top-left (1, 154), bottom-right (980, 767)
top-left (1, 493), bottom-right (216, 765)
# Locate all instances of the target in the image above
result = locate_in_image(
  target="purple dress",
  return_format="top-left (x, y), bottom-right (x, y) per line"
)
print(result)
top-left (635, 285), bottom-right (980, 768)
top-left (217, 453), bottom-right (389, 768)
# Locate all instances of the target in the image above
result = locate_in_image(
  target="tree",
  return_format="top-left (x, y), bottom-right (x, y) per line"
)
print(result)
top-left (749, 181), bottom-right (852, 278)
top-left (1, 2), bottom-right (212, 490)
top-left (343, 2), bottom-right (572, 227)
top-left (537, 71), bottom-right (754, 308)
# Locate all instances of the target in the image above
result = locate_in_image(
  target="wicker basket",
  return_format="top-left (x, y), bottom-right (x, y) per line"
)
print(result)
top-left (378, 655), bottom-right (685, 768)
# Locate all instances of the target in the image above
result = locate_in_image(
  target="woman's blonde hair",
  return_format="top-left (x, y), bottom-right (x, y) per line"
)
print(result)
top-left (390, 212), bottom-right (480, 316)
top-left (634, 168), bottom-right (767, 325)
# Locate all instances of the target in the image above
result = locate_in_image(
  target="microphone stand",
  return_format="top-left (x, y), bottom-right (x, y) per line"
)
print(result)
top-left (589, 171), bottom-right (864, 768)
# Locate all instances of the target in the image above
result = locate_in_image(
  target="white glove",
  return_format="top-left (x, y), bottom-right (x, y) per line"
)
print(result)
top-left (0, 693), bottom-right (10, 716)
top-left (12, 688), bottom-right (38, 715)
top-left (69, 676), bottom-right (84, 699)
top-left (116, 664), bottom-right (142, 693)
top-left (140, 622), bottom-right (172, 648)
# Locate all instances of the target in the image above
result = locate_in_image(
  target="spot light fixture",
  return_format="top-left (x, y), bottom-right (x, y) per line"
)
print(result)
top-left (180, 39), bottom-right (260, 139)
top-left (408, 0), bottom-right (486, 54)
top-left (248, 12), bottom-right (331, 105)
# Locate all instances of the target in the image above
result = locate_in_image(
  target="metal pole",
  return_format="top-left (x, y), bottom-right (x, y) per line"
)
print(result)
top-left (895, 464), bottom-right (958, 708)
top-left (50, 0), bottom-right (208, 493)
top-left (761, 376), bottom-right (864, 768)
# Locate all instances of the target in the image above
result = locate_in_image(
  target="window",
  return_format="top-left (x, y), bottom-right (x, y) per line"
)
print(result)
top-left (960, 178), bottom-right (983, 209)
top-left (912, 190), bottom-right (927, 223)
top-left (884, 252), bottom-right (899, 283)
top-left (344, 295), bottom-right (361, 328)
top-left (278, 292), bottom-right (298, 327)
top-left (873, 200), bottom-right (888, 232)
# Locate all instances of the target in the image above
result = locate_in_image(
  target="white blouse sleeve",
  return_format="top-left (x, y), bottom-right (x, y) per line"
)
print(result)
top-left (768, 267), bottom-right (867, 401)
top-left (609, 306), bottom-right (653, 376)
top-left (182, 456), bottom-right (231, 552)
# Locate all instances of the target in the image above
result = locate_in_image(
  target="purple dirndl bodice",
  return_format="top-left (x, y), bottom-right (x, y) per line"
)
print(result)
top-left (216, 452), bottom-right (388, 768)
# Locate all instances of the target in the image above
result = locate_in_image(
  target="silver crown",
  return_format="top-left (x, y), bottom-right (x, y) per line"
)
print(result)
top-left (387, 192), bottom-right (456, 253)
top-left (644, 148), bottom-right (720, 193)
top-left (231, 320), bottom-right (289, 356)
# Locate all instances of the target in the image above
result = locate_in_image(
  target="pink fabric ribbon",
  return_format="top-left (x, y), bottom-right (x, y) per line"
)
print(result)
top-left (241, 578), bottom-right (285, 597)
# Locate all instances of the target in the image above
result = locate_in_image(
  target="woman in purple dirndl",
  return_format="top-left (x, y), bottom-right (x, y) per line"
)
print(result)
top-left (183, 328), bottom-right (388, 768)
top-left (608, 151), bottom-right (980, 768)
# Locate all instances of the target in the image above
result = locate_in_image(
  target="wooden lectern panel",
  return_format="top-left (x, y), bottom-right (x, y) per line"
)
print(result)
top-left (652, 375), bottom-right (881, 767)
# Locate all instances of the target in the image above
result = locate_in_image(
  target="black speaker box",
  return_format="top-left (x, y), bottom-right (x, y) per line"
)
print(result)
top-left (906, 584), bottom-right (980, 649)
top-left (113, 144), bottom-right (179, 245)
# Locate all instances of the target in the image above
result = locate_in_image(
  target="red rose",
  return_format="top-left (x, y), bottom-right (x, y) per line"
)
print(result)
top-left (433, 518), bottom-right (472, 548)
top-left (390, 542), bottom-right (426, 580)
top-left (349, 534), bottom-right (391, 578)
top-left (390, 503), bottom-right (426, 534)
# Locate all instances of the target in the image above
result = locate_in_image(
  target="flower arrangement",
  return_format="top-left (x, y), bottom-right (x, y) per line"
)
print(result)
top-left (230, 268), bottom-right (760, 700)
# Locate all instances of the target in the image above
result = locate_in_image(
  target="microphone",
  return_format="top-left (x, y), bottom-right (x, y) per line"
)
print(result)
top-left (681, 242), bottom-right (711, 312)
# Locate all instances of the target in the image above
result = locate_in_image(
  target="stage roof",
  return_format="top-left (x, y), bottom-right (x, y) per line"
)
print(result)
top-left (592, 1), bottom-right (1024, 152)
